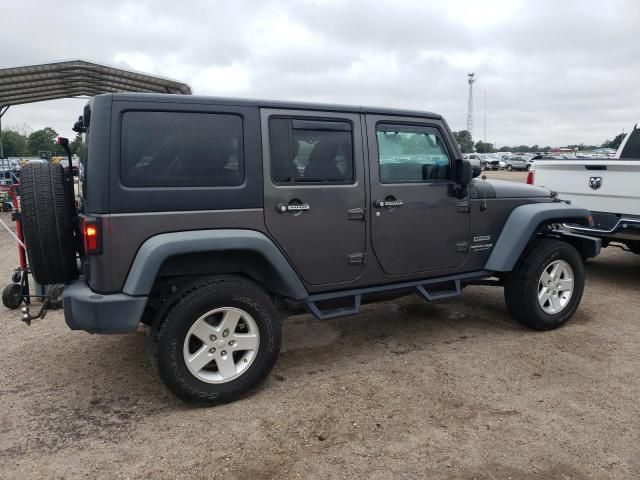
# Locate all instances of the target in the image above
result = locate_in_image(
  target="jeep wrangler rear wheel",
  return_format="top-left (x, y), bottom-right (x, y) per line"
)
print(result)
top-left (151, 275), bottom-right (281, 404)
top-left (504, 239), bottom-right (584, 330)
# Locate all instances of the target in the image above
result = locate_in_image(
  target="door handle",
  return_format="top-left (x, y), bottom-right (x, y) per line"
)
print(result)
top-left (277, 202), bottom-right (311, 213)
top-left (374, 199), bottom-right (403, 208)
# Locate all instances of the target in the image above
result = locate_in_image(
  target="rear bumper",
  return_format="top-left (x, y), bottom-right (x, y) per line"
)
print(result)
top-left (566, 215), bottom-right (640, 242)
top-left (63, 278), bottom-right (147, 334)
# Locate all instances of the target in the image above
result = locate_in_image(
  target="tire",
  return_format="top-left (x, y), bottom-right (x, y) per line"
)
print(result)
top-left (2, 283), bottom-right (23, 309)
top-left (151, 275), bottom-right (281, 405)
top-left (626, 241), bottom-right (640, 255)
top-left (504, 239), bottom-right (584, 330)
top-left (19, 162), bottom-right (78, 285)
top-left (507, 164), bottom-right (513, 171)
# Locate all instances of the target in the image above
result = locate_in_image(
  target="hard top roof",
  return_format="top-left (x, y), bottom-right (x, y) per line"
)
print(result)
top-left (106, 92), bottom-right (443, 120)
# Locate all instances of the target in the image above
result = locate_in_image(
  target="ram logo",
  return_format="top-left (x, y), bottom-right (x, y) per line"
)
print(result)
top-left (589, 176), bottom-right (603, 190)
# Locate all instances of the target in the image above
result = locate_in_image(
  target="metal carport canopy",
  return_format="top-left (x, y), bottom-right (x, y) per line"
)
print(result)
top-left (0, 59), bottom-right (191, 106)
top-left (0, 60), bottom-right (192, 156)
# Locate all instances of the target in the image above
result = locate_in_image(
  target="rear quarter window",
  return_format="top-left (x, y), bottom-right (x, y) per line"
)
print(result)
top-left (120, 111), bottom-right (244, 187)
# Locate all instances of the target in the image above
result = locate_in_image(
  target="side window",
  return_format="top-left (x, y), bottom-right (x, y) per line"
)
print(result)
top-left (269, 118), bottom-right (354, 184)
top-left (376, 124), bottom-right (451, 183)
top-left (121, 111), bottom-right (244, 187)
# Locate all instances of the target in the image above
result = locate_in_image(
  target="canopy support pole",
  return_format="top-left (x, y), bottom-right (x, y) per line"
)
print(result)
top-left (0, 105), bottom-right (10, 159)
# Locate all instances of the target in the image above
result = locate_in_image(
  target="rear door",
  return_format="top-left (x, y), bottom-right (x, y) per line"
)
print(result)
top-left (262, 109), bottom-right (366, 286)
top-left (518, 156), bottom-right (528, 169)
top-left (366, 115), bottom-right (470, 275)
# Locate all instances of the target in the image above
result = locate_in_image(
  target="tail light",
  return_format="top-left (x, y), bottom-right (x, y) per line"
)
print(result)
top-left (83, 218), bottom-right (102, 255)
top-left (526, 170), bottom-right (535, 185)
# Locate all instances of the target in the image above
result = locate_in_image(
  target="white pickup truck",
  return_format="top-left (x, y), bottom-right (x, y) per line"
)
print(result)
top-left (529, 122), bottom-right (640, 254)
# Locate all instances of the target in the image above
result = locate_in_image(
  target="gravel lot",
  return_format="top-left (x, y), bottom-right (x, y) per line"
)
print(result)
top-left (1, 171), bottom-right (639, 479)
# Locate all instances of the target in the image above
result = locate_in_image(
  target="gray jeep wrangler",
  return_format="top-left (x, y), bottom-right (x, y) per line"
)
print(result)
top-left (19, 93), bottom-right (600, 404)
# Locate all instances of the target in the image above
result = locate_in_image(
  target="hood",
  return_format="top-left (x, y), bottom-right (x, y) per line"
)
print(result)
top-left (470, 179), bottom-right (552, 199)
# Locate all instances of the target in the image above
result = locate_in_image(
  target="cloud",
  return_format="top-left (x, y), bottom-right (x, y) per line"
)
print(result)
top-left (1, 0), bottom-right (638, 146)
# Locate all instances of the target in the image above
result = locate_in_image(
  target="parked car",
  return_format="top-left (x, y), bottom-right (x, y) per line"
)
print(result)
top-left (463, 153), bottom-right (484, 171)
top-left (529, 120), bottom-right (640, 254)
top-left (483, 157), bottom-right (502, 170)
top-left (0, 158), bottom-right (21, 185)
top-left (17, 93), bottom-right (599, 404)
top-left (505, 155), bottom-right (530, 171)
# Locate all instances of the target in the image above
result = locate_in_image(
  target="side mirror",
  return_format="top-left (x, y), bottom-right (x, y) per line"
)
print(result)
top-left (472, 164), bottom-right (482, 178)
top-left (455, 158), bottom-right (473, 185)
top-left (452, 158), bottom-right (473, 198)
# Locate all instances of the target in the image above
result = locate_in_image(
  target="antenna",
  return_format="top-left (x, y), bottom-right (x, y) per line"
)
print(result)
top-left (466, 73), bottom-right (475, 140)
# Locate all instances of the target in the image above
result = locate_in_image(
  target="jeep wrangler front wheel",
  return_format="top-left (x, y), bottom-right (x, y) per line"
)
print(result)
top-left (151, 276), bottom-right (281, 404)
top-left (504, 239), bottom-right (585, 330)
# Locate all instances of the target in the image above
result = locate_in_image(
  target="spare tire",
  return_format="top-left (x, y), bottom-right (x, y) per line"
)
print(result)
top-left (20, 162), bottom-right (78, 284)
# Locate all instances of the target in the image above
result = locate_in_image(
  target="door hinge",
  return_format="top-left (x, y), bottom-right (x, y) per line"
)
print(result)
top-left (348, 208), bottom-right (365, 221)
top-left (457, 201), bottom-right (471, 213)
top-left (455, 242), bottom-right (469, 253)
top-left (348, 252), bottom-right (365, 265)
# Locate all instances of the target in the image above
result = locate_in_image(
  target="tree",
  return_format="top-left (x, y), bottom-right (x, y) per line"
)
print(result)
top-left (474, 141), bottom-right (494, 153)
top-left (0, 129), bottom-right (28, 157)
top-left (69, 133), bottom-right (83, 155)
top-left (601, 133), bottom-right (626, 150)
top-left (27, 127), bottom-right (64, 156)
top-left (453, 130), bottom-right (474, 153)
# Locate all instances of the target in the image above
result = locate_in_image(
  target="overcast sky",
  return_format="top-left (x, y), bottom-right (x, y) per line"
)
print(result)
top-left (1, 0), bottom-right (638, 146)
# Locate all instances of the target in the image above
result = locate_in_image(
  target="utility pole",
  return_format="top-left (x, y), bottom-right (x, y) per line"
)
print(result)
top-left (466, 73), bottom-right (475, 140)
top-left (483, 89), bottom-right (487, 142)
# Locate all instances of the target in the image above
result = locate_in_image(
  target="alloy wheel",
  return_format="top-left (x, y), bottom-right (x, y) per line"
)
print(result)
top-left (537, 259), bottom-right (574, 314)
top-left (182, 307), bottom-right (260, 384)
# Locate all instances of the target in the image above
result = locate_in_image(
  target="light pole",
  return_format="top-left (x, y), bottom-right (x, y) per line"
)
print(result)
top-left (466, 73), bottom-right (475, 140)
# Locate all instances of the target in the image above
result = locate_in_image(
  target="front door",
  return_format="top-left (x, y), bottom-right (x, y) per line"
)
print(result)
top-left (262, 109), bottom-right (366, 286)
top-left (366, 115), bottom-right (470, 276)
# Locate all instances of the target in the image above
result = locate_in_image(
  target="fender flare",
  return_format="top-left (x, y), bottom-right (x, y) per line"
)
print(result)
top-left (484, 203), bottom-right (592, 271)
top-left (122, 229), bottom-right (308, 300)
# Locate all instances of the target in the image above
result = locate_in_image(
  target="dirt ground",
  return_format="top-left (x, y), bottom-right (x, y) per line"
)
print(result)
top-left (1, 171), bottom-right (639, 479)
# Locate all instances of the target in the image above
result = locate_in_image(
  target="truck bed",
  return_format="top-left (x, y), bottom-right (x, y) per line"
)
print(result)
top-left (533, 158), bottom-right (640, 216)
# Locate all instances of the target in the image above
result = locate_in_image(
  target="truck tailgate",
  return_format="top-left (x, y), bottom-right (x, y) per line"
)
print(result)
top-left (533, 159), bottom-right (640, 216)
